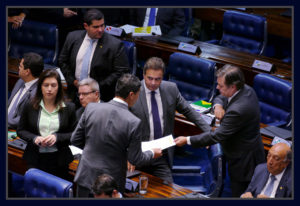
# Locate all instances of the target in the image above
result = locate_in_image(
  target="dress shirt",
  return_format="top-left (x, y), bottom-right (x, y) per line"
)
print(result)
top-left (8, 78), bottom-right (38, 114)
top-left (142, 8), bottom-right (158, 27)
top-left (144, 81), bottom-right (164, 141)
top-left (260, 168), bottom-right (286, 198)
top-left (75, 34), bottom-right (98, 81)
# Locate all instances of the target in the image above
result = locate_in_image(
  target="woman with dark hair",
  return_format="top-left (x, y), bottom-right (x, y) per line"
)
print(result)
top-left (17, 69), bottom-right (76, 180)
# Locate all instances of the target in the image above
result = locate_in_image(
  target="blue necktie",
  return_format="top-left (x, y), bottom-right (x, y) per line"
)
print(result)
top-left (148, 8), bottom-right (156, 26)
top-left (8, 85), bottom-right (25, 119)
top-left (264, 175), bottom-right (276, 197)
top-left (80, 39), bottom-right (95, 81)
top-left (151, 91), bottom-right (162, 139)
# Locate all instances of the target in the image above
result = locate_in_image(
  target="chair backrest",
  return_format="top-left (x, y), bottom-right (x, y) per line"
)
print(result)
top-left (220, 10), bottom-right (267, 55)
top-left (167, 52), bottom-right (217, 102)
top-left (253, 73), bottom-right (292, 127)
top-left (24, 168), bottom-right (73, 198)
top-left (9, 20), bottom-right (59, 65)
top-left (122, 40), bottom-right (137, 75)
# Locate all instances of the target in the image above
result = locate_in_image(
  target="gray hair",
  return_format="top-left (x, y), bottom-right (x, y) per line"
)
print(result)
top-left (78, 78), bottom-right (100, 92)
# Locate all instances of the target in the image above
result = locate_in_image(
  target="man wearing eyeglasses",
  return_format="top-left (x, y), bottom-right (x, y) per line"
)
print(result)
top-left (76, 78), bottom-right (101, 121)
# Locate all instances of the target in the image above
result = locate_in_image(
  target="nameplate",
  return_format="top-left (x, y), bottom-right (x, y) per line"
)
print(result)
top-left (178, 42), bottom-right (201, 54)
top-left (252, 59), bottom-right (274, 73)
top-left (105, 26), bottom-right (124, 37)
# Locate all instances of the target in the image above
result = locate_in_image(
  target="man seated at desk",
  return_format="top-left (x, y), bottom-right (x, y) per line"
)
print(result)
top-left (8, 52), bottom-right (44, 129)
top-left (76, 77), bottom-right (101, 121)
top-left (241, 142), bottom-right (292, 198)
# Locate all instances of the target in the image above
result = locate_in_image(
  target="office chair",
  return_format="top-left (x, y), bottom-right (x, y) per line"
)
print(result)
top-left (9, 20), bottom-right (59, 65)
top-left (172, 143), bottom-right (224, 197)
top-left (122, 40), bottom-right (137, 75)
top-left (167, 52), bottom-right (217, 102)
top-left (8, 172), bottom-right (25, 197)
top-left (207, 10), bottom-right (267, 55)
top-left (253, 73), bottom-right (292, 127)
top-left (24, 168), bottom-right (73, 197)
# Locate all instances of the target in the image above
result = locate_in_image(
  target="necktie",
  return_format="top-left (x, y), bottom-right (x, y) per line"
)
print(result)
top-left (148, 8), bottom-right (156, 26)
top-left (264, 175), bottom-right (276, 197)
top-left (151, 91), bottom-right (162, 139)
top-left (80, 39), bottom-right (95, 81)
top-left (8, 85), bottom-right (25, 119)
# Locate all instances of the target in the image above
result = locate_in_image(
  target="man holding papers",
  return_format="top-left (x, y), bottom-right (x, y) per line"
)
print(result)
top-left (130, 57), bottom-right (210, 183)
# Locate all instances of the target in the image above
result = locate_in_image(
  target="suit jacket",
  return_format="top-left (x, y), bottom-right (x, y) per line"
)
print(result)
top-left (8, 79), bottom-right (38, 129)
top-left (130, 80), bottom-right (211, 168)
top-left (71, 100), bottom-right (153, 193)
top-left (58, 31), bottom-right (129, 102)
top-left (130, 8), bottom-right (186, 36)
top-left (244, 163), bottom-right (292, 198)
top-left (190, 85), bottom-right (265, 182)
top-left (17, 101), bottom-right (76, 168)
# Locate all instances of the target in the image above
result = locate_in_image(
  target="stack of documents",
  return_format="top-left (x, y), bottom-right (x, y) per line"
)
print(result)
top-left (190, 100), bottom-right (211, 114)
top-left (141, 135), bottom-right (175, 152)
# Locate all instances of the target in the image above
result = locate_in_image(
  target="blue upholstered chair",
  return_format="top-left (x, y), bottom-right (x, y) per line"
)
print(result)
top-left (122, 40), bottom-right (137, 75)
top-left (172, 143), bottom-right (224, 197)
top-left (24, 168), bottom-right (73, 198)
top-left (207, 10), bottom-right (267, 55)
top-left (9, 172), bottom-right (25, 197)
top-left (253, 73), bottom-right (292, 127)
top-left (9, 20), bottom-right (59, 65)
top-left (167, 52), bottom-right (217, 102)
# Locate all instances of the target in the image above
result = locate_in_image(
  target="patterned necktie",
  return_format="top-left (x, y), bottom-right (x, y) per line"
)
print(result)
top-left (148, 8), bottom-right (156, 26)
top-left (80, 39), bottom-right (95, 81)
top-left (264, 175), bottom-right (276, 197)
top-left (151, 91), bottom-right (162, 139)
top-left (8, 85), bottom-right (25, 119)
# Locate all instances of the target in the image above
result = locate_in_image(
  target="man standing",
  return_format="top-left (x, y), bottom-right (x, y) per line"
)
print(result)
top-left (241, 143), bottom-right (292, 198)
top-left (76, 78), bottom-right (101, 121)
top-left (71, 74), bottom-right (162, 197)
top-left (175, 64), bottom-right (265, 197)
top-left (58, 9), bottom-right (129, 103)
top-left (130, 57), bottom-right (210, 183)
top-left (8, 52), bottom-right (44, 129)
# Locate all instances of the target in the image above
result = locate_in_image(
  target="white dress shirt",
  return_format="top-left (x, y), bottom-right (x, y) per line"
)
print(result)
top-left (260, 169), bottom-right (286, 198)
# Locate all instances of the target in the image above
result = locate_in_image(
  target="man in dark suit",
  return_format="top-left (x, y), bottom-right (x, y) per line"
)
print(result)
top-left (76, 77), bottom-right (101, 121)
top-left (175, 64), bottom-right (266, 197)
top-left (58, 9), bottom-right (129, 103)
top-left (71, 73), bottom-right (162, 197)
top-left (241, 143), bottom-right (292, 198)
top-left (129, 8), bottom-right (186, 36)
top-left (8, 52), bottom-right (44, 129)
top-left (130, 57), bottom-right (211, 183)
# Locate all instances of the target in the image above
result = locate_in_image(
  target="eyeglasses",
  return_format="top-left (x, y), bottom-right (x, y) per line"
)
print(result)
top-left (77, 91), bottom-right (96, 97)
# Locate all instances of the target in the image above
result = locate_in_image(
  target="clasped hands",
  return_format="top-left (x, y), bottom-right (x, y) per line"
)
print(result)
top-left (34, 134), bottom-right (57, 147)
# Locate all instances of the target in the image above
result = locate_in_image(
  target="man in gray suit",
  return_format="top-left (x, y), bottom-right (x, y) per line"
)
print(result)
top-left (8, 52), bottom-right (44, 129)
top-left (71, 73), bottom-right (162, 197)
top-left (175, 64), bottom-right (265, 197)
top-left (130, 57), bottom-right (211, 183)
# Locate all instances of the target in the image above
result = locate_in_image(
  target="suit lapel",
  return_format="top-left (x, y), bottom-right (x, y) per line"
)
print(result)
top-left (257, 169), bottom-right (270, 196)
top-left (275, 165), bottom-right (291, 197)
top-left (139, 83), bottom-right (150, 125)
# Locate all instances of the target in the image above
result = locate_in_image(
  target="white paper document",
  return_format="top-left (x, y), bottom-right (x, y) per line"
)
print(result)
top-left (141, 135), bottom-right (175, 152)
top-left (69, 145), bottom-right (83, 156)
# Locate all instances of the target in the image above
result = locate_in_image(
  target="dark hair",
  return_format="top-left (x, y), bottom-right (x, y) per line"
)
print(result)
top-left (23, 52), bottom-right (44, 78)
top-left (143, 57), bottom-right (165, 75)
top-left (84, 9), bottom-right (104, 25)
top-left (216, 64), bottom-right (245, 90)
top-left (32, 69), bottom-right (64, 110)
top-left (115, 73), bottom-right (141, 99)
top-left (92, 174), bottom-right (118, 197)
top-left (285, 149), bottom-right (292, 162)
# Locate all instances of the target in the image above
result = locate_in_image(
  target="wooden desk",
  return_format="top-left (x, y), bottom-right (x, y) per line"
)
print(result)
top-left (134, 37), bottom-right (292, 85)
top-left (8, 145), bottom-right (194, 198)
top-left (193, 8), bottom-right (292, 39)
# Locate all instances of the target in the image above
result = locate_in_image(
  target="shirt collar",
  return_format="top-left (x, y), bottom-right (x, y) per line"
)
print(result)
top-left (228, 89), bottom-right (240, 104)
top-left (39, 100), bottom-right (66, 114)
top-left (271, 167), bottom-right (286, 181)
top-left (143, 81), bottom-right (160, 95)
top-left (113, 97), bottom-right (128, 107)
top-left (24, 78), bottom-right (38, 89)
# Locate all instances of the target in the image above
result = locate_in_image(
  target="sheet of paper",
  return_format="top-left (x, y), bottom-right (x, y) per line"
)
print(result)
top-left (119, 24), bottom-right (138, 34)
top-left (141, 135), bottom-right (175, 152)
top-left (69, 145), bottom-right (83, 156)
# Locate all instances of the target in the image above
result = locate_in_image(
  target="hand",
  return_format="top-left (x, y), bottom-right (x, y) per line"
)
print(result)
top-left (240, 192), bottom-right (254, 198)
top-left (214, 104), bottom-right (225, 120)
top-left (73, 79), bottom-right (79, 87)
top-left (9, 15), bottom-right (24, 29)
top-left (257, 194), bottom-right (270, 198)
top-left (174, 136), bottom-right (187, 147)
top-left (152, 148), bottom-right (162, 158)
top-left (63, 8), bottom-right (77, 18)
top-left (42, 134), bottom-right (57, 147)
top-left (127, 161), bottom-right (135, 172)
top-left (34, 136), bottom-right (44, 146)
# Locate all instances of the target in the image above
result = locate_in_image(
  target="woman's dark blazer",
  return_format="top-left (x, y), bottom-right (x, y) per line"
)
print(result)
top-left (17, 101), bottom-right (77, 168)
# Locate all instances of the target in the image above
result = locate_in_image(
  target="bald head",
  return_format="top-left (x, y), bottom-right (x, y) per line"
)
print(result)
top-left (267, 143), bottom-right (291, 175)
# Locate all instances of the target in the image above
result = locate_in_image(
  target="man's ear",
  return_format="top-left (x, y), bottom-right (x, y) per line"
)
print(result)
top-left (83, 22), bottom-right (88, 30)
